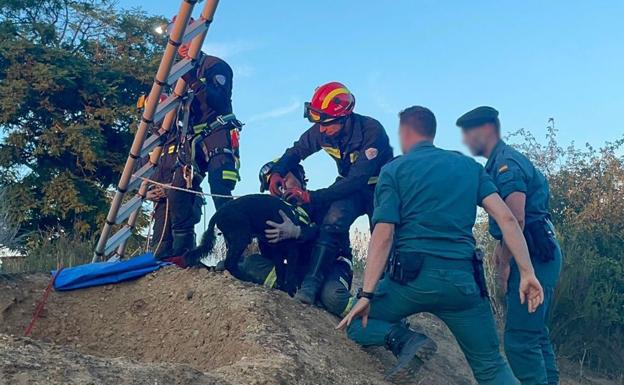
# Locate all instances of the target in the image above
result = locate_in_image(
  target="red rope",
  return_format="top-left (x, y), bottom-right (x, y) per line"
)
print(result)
top-left (24, 268), bottom-right (63, 337)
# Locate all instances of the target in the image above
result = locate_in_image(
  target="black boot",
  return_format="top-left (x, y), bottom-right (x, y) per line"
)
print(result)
top-left (384, 323), bottom-right (438, 384)
top-left (153, 240), bottom-right (173, 260)
top-left (171, 229), bottom-right (196, 257)
top-left (294, 243), bottom-right (336, 305)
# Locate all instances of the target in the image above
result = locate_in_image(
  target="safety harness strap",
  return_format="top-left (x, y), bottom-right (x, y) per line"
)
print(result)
top-left (193, 113), bottom-right (240, 136)
top-left (189, 114), bottom-right (242, 172)
top-left (263, 267), bottom-right (278, 289)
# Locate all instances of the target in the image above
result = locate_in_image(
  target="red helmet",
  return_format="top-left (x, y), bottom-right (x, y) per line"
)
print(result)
top-left (304, 82), bottom-right (355, 124)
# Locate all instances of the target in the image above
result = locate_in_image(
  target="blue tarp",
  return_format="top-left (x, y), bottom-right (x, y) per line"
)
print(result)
top-left (53, 252), bottom-right (169, 291)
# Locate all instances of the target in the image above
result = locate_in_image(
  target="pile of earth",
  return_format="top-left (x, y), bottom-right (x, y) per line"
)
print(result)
top-left (0, 268), bottom-right (615, 385)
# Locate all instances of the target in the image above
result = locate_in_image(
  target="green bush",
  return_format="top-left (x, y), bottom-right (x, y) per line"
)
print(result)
top-left (1, 230), bottom-right (93, 273)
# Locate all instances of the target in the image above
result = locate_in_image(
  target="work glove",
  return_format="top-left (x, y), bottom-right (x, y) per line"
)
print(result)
top-left (268, 173), bottom-right (285, 196)
top-left (146, 186), bottom-right (166, 202)
top-left (265, 210), bottom-right (302, 243)
top-left (283, 187), bottom-right (311, 205)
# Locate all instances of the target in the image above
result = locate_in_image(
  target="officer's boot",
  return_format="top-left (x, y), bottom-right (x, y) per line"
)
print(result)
top-left (294, 243), bottom-right (336, 305)
top-left (171, 229), bottom-right (196, 258)
top-left (153, 240), bottom-right (173, 260)
top-left (384, 322), bottom-right (438, 384)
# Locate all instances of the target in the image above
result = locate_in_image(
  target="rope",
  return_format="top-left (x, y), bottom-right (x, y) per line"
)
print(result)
top-left (24, 268), bottom-right (63, 337)
top-left (144, 207), bottom-right (155, 252)
top-left (153, 198), bottom-right (169, 256)
top-left (203, 200), bottom-right (207, 232)
top-left (133, 175), bottom-right (240, 199)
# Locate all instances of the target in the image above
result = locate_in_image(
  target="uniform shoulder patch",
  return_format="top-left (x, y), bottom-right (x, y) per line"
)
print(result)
top-left (498, 164), bottom-right (509, 173)
top-left (365, 147), bottom-right (378, 160)
top-left (214, 74), bottom-right (227, 86)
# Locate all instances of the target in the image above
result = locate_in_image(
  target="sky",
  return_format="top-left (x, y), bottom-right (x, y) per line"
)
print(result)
top-left (116, 0), bottom-right (624, 232)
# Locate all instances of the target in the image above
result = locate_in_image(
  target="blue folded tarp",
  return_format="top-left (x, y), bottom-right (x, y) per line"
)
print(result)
top-left (53, 252), bottom-right (169, 291)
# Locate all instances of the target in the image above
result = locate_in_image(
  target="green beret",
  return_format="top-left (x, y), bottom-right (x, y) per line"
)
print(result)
top-left (456, 106), bottom-right (499, 129)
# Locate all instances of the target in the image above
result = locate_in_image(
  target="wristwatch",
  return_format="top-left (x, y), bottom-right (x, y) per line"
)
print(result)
top-left (356, 288), bottom-right (375, 300)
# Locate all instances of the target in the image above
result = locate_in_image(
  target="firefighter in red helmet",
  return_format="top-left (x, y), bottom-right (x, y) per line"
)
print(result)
top-left (269, 82), bottom-right (394, 313)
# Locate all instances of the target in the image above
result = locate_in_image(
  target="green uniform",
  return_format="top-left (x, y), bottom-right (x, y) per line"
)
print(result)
top-left (347, 141), bottom-right (518, 385)
top-left (485, 140), bottom-right (562, 385)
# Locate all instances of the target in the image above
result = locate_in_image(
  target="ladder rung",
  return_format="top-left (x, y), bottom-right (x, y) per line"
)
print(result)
top-left (181, 19), bottom-right (210, 45)
top-left (140, 134), bottom-right (162, 158)
top-left (153, 94), bottom-right (182, 124)
top-left (167, 58), bottom-right (195, 85)
top-left (104, 226), bottom-right (133, 256)
top-left (128, 162), bottom-right (156, 192)
top-left (115, 195), bottom-right (144, 224)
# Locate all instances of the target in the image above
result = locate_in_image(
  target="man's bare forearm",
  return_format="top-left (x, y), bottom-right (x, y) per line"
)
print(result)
top-left (483, 194), bottom-right (534, 276)
top-left (497, 213), bottom-right (534, 275)
top-left (496, 241), bottom-right (513, 266)
top-left (362, 223), bottom-right (395, 293)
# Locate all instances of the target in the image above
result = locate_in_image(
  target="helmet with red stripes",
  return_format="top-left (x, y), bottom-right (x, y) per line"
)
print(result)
top-left (304, 82), bottom-right (355, 124)
top-left (259, 160), bottom-right (307, 192)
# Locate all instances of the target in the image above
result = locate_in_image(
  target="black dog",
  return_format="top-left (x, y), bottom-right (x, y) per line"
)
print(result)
top-left (184, 194), bottom-right (313, 290)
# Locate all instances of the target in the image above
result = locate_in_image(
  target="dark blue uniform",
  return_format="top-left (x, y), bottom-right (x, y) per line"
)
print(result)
top-left (168, 54), bottom-right (240, 255)
top-left (150, 131), bottom-right (202, 259)
top-left (149, 134), bottom-right (175, 259)
top-left (272, 113), bottom-right (393, 244)
top-left (234, 198), bottom-right (355, 316)
top-left (486, 140), bottom-right (562, 385)
top-left (272, 113), bottom-right (393, 306)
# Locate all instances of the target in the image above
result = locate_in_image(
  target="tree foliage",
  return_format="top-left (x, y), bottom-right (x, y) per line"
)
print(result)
top-left (0, 0), bottom-right (165, 241)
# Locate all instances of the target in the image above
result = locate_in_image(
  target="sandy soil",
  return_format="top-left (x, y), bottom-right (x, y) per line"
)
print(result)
top-left (0, 269), bottom-right (617, 385)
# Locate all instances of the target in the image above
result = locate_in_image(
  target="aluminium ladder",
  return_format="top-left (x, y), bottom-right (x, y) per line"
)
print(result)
top-left (93, 0), bottom-right (220, 262)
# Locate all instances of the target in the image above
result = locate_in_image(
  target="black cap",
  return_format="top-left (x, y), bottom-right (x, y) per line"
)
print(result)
top-left (456, 106), bottom-right (499, 130)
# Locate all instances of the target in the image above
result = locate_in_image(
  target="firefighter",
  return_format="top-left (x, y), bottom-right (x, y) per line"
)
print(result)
top-left (259, 161), bottom-right (356, 316)
top-left (137, 93), bottom-right (176, 260)
top-left (458, 106), bottom-right (562, 385)
top-left (146, 130), bottom-right (179, 259)
top-left (268, 82), bottom-right (393, 307)
top-left (166, 16), bottom-right (243, 256)
top-left (203, 161), bottom-right (316, 296)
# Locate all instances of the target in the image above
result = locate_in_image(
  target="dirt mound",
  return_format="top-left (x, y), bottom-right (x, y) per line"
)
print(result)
top-left (0, 334), bottom-right (226, 385)
top-left (0, 269), bottom-right (615, 385)
top-left (2, 269), bottom-right (391, 384)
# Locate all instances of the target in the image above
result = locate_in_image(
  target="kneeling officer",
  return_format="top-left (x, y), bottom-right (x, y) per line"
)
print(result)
top-left (338, 106), bottom-right (544, 385)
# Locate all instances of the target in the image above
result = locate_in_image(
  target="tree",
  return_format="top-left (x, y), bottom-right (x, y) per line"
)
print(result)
top-left (0, 0), bottom-right (165, 244)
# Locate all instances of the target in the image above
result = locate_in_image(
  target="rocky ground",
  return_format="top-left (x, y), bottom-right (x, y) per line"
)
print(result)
top-left (0, 269), bottom-right (617, 385)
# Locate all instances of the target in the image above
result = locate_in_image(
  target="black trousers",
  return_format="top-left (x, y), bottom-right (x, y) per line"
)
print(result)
top-left (315, 186), bottom-right (375, 248)
top-left (207, 164), bottom-right (237, 210)
top-left (168, 170), bottom-right (204, 232)
top-left (151, 199), bottom-right (173, 258)
top-left (237, 252), bottom-right (354, 316)
top-left (169, 166), bottom-right (237, 233)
